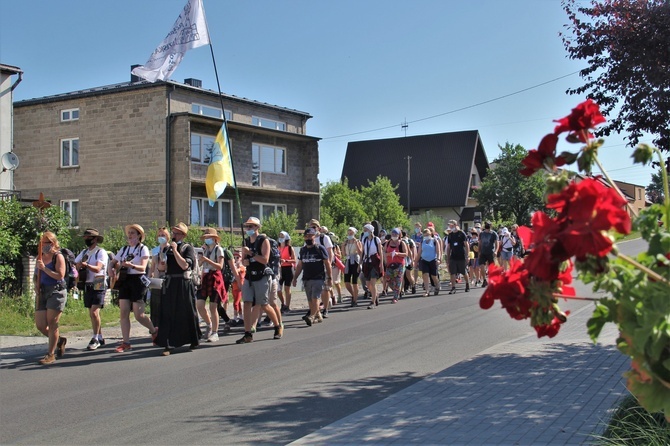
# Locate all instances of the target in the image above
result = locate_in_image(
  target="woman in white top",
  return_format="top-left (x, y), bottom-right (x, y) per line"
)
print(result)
top-left (110, 224), bottom-right (157, 353)
top-left (196, 228), bottom-right (226, 342)
top-left (341, 227), bottom-right (362, 306)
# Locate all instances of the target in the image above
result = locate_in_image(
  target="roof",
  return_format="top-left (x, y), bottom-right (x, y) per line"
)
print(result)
top-left (0, 63), bottom-right (23, 75)
top-left (341, 131), bottom-right (489, 209)
top-left (14, 79), bottom-right (312, 118)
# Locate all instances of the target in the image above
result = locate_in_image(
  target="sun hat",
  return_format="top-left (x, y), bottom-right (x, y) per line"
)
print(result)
top-left (279, 231), bottom-right (291, 240)
top-left (308, 218), bottom-right (320, 228)
top-left (200, 227), bottom-right (220, 241)
top-left (81, 228), bottom-right (104, 243)
top-left (347, 226), bottom-right (358, 234)
top-left (244, 217), bottom-right (261, 227)
top-left (125, 224), bottom-right (145, 242)
top-left (171, 222), bottom-right (189, 235)
top-left (363, 224), bottom-right (374, 233)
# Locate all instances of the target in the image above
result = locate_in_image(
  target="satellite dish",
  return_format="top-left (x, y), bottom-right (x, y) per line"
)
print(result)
top-left (1, 152), bottom-right (20, 172)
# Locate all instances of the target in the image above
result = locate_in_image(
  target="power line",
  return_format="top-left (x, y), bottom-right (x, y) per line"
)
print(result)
top-left (321, 71), bottom-right (580, 140)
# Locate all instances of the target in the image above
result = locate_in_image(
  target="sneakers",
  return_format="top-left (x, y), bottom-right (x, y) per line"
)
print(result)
top-left (114, 342), bottom-right (132, 353)
top-left (87, 338), bottom-right (101, 350)
top-left (222, 324), bottom-right (231, 333)
top-left (302, 315), bottom-right (313, 326)
top-left (482, 279), bottom-right (488, 287)
top-left (392, 298), bottom-right (398, 303)
top-left (57, 336), bottom-right (67, 357)
top-left (314, 312), bottom-right (324, 323)
top-left (322, 310), bottom-right (329, 319)
top-left (274, 324), bottom-right (284, 339)
top-left (99, 337), bottom-right (105, 346)
top-left (39, 353), bottom-right (56, 365)
top-left (207, 332), bottom-right (219, 342)
top-left (236, 333), bottom-right (253, 344)
top-left (434, 288), bottom-right (440, 296)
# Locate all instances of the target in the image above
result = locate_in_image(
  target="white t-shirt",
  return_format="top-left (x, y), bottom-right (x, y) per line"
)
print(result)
top-left (202, 245), bottom-right (224, 273)
top-left (75, 247), bottom-right (108, 282)
top-left (114, 244), bottom-right (150, 275)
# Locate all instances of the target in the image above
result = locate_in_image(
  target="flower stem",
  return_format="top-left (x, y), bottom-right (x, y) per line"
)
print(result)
top-left (617, 252), bottom-right (670, 286)
top-left (653, 146), bottom-right (670, 226)
top-left (593, 155), bottom-right (638, 218)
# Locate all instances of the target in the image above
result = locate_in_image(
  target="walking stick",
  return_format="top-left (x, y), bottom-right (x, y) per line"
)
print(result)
top-left (32, 193), bottom-right (51, 309)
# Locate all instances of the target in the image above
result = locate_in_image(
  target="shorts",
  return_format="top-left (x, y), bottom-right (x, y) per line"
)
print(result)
top-left (84, 287), bottom-right (106, 308)
top-left (501, 250), bottom-right (514, 261)
top-left (304, 279), bottom-right (324, 300)
top-left (279, 266), bottom-right (293, 287)
top-left (36, 283), bottom-right (67, 312)
top-left (479, 252), bottom-right (496, 266)
top-left (117, 274), bottom-right (147, 303)
top-left (420, 259), bottom-right (438, 276)
top-left (449, 259), bottom-right (467, 275)
top-left (268, 277), bottom-right (278, 306)
top-left (343, 262), bottom-right (359, 284)
top-left (332, 267), bottom-right (341, 284)
top-left (242, 274), bottom-right (271, 306)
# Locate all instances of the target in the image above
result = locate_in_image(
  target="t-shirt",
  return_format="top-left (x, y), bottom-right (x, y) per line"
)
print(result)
top-left (75, 246), bottom-right (108, 282)
top-left (447, 230), bottom-right (468, 260)
top-left (479, 231), bottom-right (499, 256)
top-left (114, 244), bottom-right (150, 275)
top-left (299, 245), bottom-right (329, 280)
top-left (202, 245), bottom-right (224, 273)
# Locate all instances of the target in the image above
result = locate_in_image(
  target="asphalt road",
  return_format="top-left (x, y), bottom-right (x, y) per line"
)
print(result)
top-left (0, 238), bottom-right (645, 445)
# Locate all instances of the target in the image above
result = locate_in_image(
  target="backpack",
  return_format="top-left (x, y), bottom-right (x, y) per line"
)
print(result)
top-left (222, 248), bottom-right (235, 284)
top-left (180, 243), bottom-right (202, 288)
top-left (60, 248), bottom-right (77, 291)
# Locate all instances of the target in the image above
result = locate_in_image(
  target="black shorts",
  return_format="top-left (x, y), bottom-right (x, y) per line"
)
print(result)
top-left (479, 252), bottom-right (496, 266)
top-left (449, 259), bottom-right (467, 275)
top-left (84, 288), bottom-right (106, 308)
top-left (420, 259), bottom-right (438, 276)
top-left (117, 274), bottom-right (148, 303)
top-left (279, 266), bottom-right (294, 287)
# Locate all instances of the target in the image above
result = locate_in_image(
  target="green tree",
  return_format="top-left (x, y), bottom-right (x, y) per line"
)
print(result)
top-left (647, 170), bottom-right (666, 205)
top-left (320, 179), bottom-right (367, 229)
top-left (360, 176), bottom-right (411, 231)
top-left (258, 210), bottom-right (300, 242)
top-left (561, 0), bottom-right (670, 153)
top-left (473, 143), bottom-right (546, 226)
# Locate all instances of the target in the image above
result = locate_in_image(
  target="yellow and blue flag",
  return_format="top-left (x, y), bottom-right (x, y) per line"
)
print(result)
top-left (206, 122), bottom-right (235, 206)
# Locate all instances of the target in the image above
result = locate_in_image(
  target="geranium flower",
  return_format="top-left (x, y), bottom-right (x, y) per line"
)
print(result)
top-left (520, 133), bottom-right (566, 176)
top-left (553, 99), bottom-right (606, 143)
top-left (534, 314), bottom-right (567, 338)
top-left (479, 261), bottom-right (532, 320)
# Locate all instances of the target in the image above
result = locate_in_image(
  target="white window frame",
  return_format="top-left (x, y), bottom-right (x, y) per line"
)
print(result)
top-left (61, 108), bottom-right (79, 122)
top-left (191, 103), bottom-right (232, 121)
top-left (252, 116), bottom-right (286, 131)
top-left (190, 133), bottom-right (216, 165)
top-left (60, 199), bottom-right (79, 227)
top-left (191, 197), bottom-right (233, 228)
top-left (252, 202), bottom-right (286, 221)
top-left (60, 138), bottom-right (79, 168)
top-left (252, 143), bottom-right (286, 177)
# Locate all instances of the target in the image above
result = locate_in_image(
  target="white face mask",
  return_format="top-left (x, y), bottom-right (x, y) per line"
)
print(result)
top-left (278, 238), bottom-right (285, 243)
top-left (391, 236), bottom-right (399, 241)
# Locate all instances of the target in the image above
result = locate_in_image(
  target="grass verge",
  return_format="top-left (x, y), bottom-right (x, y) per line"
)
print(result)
top-left (595, 394), bottom-right (670, 445)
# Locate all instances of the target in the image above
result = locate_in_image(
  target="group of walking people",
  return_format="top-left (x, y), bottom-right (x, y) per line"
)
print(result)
top-left (34, 216), bottom-right (523, 364)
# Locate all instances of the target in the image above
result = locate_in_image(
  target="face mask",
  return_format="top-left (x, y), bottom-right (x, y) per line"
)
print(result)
top-left (363, 231), bottom-right (370, 238)
top-left (471, 237), bottom-right (478, 242)
top-left (42, 244), bottom-right (52, 255)
top-left (414, 228), bottom-right (420, 234)
top-left (424, 236), bottom-right (432, 242)
top-left (204, 238), bottom-right (215, 246)
top-left (391, 236), bottom-right (399, 241)
top-left (84, 238), bottom-right (94, 247)
top-left (347, 235), bottom-right (354, 240)
top-left (157, 236), bottom-right (167, 245)
top-left (304, 239), bottom-right (314, 246)
top-left (278, 238), bottom-right (285, 244)
top-left (245, 230), bottom-right (255, 237)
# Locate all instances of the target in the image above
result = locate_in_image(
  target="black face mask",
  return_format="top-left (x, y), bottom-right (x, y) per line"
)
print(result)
top-left (304, 239), bottom-right (314, 246)
top-left (84, 238), bottom-right (94, 247)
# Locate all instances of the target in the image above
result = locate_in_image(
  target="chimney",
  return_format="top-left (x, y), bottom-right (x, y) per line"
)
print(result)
top-left (130, 64), bottom-right (142, 83)
top-left (184, 78), bottom-right (202, 88)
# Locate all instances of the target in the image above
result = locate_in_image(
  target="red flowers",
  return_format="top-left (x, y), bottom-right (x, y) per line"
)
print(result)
top-left (520, 133), bottom-right (565, 177)
top-left (553, 98), bottom-right (606, 143)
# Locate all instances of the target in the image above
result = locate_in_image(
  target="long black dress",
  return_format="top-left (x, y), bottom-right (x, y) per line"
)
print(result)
top-left (156, 243), bottom-right (201, 349)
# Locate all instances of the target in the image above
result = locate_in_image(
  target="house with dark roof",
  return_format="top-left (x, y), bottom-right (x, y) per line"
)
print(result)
top-left (12, 70), bottom-right (320, 232)
top-left (341, 130), bottom-right (489, 231)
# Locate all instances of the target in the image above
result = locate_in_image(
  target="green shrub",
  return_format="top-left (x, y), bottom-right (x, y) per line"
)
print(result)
top-left (595, 395), bottom-right (670, 445)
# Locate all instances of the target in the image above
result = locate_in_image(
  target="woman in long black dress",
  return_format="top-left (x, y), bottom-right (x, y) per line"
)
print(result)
top-left (155, 222), bottom-right (201, 356)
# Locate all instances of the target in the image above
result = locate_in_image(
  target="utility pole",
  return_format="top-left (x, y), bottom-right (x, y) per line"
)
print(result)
top-left (401, 118), bottom-right (408, 137)
top-left (405, 155), bottom-right (411, 214)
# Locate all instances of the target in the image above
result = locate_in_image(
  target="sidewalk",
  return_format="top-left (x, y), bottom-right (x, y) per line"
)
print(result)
top-left (290, 304), bottom-right (629, 445)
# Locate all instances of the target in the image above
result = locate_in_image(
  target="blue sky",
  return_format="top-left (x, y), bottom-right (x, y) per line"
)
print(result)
top-left (0, 0), bottom-right (657, 187)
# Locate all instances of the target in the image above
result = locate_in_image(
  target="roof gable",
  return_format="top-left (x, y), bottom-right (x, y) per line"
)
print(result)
top-left (341, 130), bottom-right (488, 209)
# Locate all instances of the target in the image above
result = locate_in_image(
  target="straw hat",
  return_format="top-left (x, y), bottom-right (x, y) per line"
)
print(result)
top-left (125, 224), bottom-right (145, 242)
top-left (171, 222), bottom-right (189, 235)
top-left (244, 217), bottom-right (261, 227)
top-left (200, 227), bottom-right (220, 241)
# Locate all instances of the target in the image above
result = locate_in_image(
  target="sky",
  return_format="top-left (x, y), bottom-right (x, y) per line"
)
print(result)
top-left (0, 0), bottom-right (658, 188)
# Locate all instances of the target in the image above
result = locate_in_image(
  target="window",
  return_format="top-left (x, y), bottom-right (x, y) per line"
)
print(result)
top-left (637, 188), bottom-right (642, 200)
top-left (251, 143), bottom-right (285, 185)
top-left (61, 108), bottom-right (79, 122)
top-left (191, 104), bottom-right (232, 121)
top-left (471, 174), bottom-right (477, 188)
top-left (191, 133), bottom-right (215, 164)
top-left (61, 200), bottom-right (79, 227)
top-left (61, 138), bottom-right (79, 167)
top-left (252, 202), bottom-right (286, 221)
top-left (191, 197), bottom-right (232, 228)
top-left (252, 116), bottom-right (286, 131)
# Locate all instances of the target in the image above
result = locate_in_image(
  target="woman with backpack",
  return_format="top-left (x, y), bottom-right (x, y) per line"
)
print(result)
top-left (196, 228), bottom-right (227, 343)
top-left (277, 231), bottom-right (296, 312)
top-left (34, 231), bottom-right (68, 365)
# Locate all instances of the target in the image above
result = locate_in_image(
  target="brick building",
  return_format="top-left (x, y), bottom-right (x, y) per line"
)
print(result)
top-left (12, 74), bottom-right (320, 232)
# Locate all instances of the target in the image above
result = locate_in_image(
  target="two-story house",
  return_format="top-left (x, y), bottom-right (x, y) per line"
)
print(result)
top-left (341, 131), bottom-right (489, 231)
top-left (12, 71), bottom-right (320, 232)
top-left (1, 63), bottom-right (23, 199)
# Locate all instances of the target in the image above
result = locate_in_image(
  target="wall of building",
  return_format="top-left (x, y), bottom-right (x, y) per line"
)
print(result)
top-left (0, 70), bottom-right (17, 191)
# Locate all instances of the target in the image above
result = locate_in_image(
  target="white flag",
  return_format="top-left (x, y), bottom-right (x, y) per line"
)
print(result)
top-left (132, 0), bottom-right (210, 83)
